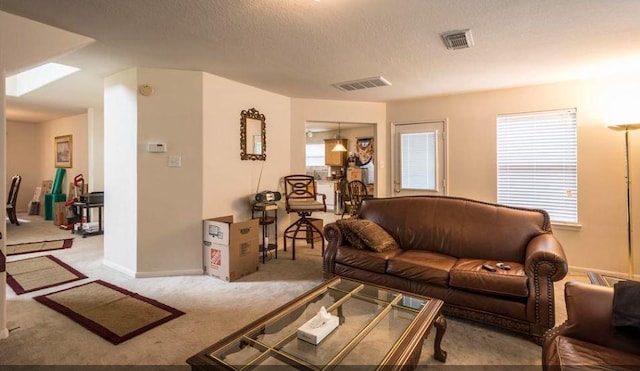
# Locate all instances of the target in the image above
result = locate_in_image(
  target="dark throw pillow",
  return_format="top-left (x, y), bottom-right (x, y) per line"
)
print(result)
top-left (335, 219), bottom-right (399, 252)
top-left (612, 280), bottom-right (640, 331)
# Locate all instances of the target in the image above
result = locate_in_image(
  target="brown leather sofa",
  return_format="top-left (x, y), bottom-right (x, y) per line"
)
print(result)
top-left (543, 281), bottom-right (640, 370)
top-left (323, 196), bottom-right (568, 343)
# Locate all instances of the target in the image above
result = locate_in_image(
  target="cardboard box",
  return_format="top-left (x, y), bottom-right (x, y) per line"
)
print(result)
top-left (203, 216), bottom-right (259, 281)
top-left (53, 202), bottom-right (67, 226)
top-left (346, 168), bottom-right (362, 182)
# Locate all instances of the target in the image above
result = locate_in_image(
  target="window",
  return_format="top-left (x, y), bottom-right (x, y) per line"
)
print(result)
top-left (497, 109), bottom-right (577, 223)
top-left (305, 143), bottom-right (325, 167)
top-left (401, 132), bottom-right (436, 190)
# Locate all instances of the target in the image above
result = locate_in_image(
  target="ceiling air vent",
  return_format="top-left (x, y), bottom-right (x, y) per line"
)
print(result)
top-left (332, 76), bottom-right (391, 92)
top-left (441, 29), bottom-right (474, 50)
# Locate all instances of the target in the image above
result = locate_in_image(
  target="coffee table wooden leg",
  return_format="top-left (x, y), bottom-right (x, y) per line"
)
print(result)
top-left (433, 314), bottom-right (447, 362)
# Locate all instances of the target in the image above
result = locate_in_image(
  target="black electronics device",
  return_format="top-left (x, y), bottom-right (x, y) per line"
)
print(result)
top-left (252, 191), bottom-right (282, 203)
top-left (482, 264), bottom-right (496, 272)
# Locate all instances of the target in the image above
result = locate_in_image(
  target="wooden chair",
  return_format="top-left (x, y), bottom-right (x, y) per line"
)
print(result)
top-left (6, 175), bottom-right (22, 226)
top-left (283, 175), bottom-right (327, 260)
top-left (347, 180), bottom-right (372, 217)
top-left (338, 177), bottom-right (352, 219)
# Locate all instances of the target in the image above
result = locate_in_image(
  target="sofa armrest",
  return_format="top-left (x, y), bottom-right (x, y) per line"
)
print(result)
top-left (322, 223), bottom-right (343, 275)
top-left (524, 233), bottom-right (568, 281)
top-left (554, 281), bottom-right (640, 354)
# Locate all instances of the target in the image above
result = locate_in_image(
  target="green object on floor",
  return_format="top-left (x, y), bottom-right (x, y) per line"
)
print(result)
top-left (51, 168), bottom-right (66, 194)
top-left (44, 193), bottom-right (66, 220)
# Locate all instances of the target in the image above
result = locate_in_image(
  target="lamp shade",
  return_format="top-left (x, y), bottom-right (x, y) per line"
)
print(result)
top-left (608, 123), bottom-right (640, 131)
top-left (332, 141), bottom-right (347, 152)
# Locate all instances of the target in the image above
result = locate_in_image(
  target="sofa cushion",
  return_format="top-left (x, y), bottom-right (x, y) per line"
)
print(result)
top-left (336, 246), bottom-right (402, 274)
top-left (387, 250), bottom-right (457, 287)
top-left (550, 335), bottom-right (640, 369)
top-left (336, 219), bottom-right (399, 252)
top-left (449, 258), bottom-right (528, 298)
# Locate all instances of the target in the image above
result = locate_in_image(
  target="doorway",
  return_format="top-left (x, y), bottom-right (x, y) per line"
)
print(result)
top-left (391, 120), bottom-right (447, 197)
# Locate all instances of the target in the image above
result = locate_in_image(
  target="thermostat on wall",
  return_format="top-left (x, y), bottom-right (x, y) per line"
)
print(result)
top-left (147, 143), bottom-right (167, 153)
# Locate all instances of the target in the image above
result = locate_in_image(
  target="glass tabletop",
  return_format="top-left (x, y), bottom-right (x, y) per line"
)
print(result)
top-left (205, 277), bottom-right (431, 370)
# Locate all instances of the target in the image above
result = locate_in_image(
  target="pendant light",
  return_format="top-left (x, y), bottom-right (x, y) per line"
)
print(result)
top-left (332, 122), bottom-right (347, 152)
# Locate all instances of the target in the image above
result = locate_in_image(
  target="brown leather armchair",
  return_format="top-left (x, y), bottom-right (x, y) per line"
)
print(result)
top-left (543, 281), bottom-right (640, 370)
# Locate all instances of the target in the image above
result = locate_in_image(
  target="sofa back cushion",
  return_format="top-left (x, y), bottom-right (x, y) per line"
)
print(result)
top-left (358, 196), bottom-right (550, 263)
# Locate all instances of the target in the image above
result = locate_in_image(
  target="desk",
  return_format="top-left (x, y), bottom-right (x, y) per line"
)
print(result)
top-left (252, 203), bottom-right (277, 263)
top-left (72, 202), bottom-right (104, 238)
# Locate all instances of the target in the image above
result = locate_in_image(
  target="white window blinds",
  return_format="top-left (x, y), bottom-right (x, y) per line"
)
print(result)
top-left (305, 143), bottom-right (325, 167)
top-left (401, 132), bottom-right (436, 190)
top-left (497, 109), bottom-right (577, 223)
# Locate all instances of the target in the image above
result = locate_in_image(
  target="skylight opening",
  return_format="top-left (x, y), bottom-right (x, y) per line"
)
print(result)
top-left (6, 63), bottom-right (80, 97)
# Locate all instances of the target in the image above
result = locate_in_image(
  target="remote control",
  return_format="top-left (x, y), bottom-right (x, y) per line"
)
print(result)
top-left (482, 264), bottom-right (496, 272)
top-left (496, 262), bottom-right (511, 270)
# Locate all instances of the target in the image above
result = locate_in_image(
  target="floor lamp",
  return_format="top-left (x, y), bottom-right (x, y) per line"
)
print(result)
top-left (609, 123), bottom-right (640, 279)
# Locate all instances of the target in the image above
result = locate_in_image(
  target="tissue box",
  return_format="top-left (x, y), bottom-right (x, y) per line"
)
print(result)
top-left (297, 314), bottom-right (339, 345)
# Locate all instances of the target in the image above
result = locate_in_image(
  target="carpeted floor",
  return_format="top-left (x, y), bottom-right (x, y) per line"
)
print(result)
top-left (1, 213), bottom-right (589, 367)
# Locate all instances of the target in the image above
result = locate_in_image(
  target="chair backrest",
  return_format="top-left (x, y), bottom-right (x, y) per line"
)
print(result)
top-left (284, 175), bottom-right (317, 202)
top-left (348, 180), bottom-right (368, 212)
top-left (339, 178), bottom-right (350, 202)
top-left (7, 175), bottom-right (22, 207)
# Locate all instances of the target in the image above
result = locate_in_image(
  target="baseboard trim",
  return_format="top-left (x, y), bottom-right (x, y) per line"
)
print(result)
top-left (103, 259), bottom-right (203, 278)
top-left (102, 259), bottom-right (137, 278)
top-left (135, 268), bottom-right (203, 278)
top-left (569, 265), bottom-right (637, 281)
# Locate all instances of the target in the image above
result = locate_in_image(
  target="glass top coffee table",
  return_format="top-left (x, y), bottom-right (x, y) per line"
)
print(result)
top-left (187, 276), bottom-right (447, 370)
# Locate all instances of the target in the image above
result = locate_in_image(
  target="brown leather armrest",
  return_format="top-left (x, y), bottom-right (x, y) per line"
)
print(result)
top-left (322, 223), bottom-right (343, 274)
top-left (561, 281), bottom-right (640, 354)
top-left (524, 233), bottom-right (568, 281)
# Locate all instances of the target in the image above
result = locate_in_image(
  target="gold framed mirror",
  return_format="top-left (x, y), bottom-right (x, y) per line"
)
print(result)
top-left (240, 107), bottom-right (266, 161)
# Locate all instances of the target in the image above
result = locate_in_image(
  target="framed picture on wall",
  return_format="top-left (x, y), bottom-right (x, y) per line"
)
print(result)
top-left (54, 135), bottom-right (73, 168)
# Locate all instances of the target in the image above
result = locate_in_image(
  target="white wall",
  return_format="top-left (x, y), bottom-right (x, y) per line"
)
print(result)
top-left (88, 107), bottom-right (104, 192)
top-left (387, 73), bottom-right (640, 279)
top-left (6, 120), bottom-right (42, 212)
top-left (136, 68), bottom-right (203, 276)
top-left (103, 68), bottom-right (138, 275)
top-left (291, 99), bottom-right (387, 196)
top-left (202, 73), bottom-right (291, 226)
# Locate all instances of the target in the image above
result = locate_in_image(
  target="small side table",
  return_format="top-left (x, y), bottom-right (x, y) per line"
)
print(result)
top-left (72, 202), bottom-right (104, 238)
top-left (252, 203), bottom-right (278, 263)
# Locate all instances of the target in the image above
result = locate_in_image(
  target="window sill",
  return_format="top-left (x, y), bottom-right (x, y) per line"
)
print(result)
top-left (551, 222), bottom-right (582, 231)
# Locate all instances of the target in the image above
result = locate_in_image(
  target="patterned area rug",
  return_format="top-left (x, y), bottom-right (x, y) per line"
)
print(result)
top-left (7, 238), bottom-right (73, 256)
top-left (6, 255), bottom-right (87, 295)
top-left (34, 280), bottom-right (185, 345)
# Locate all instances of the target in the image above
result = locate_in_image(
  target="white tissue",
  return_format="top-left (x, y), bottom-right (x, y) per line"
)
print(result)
top-left (308, 306), bottom-right (332, 328)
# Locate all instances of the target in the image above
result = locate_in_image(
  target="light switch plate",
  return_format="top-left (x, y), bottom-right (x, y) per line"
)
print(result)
top-left (168, 155), bottom-right (182, 167)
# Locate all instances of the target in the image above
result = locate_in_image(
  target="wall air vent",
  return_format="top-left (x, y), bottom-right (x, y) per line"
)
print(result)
top-left (332, 76), bottom-right (391, 92)
top-left (441, 29), bottom-right (474, 50)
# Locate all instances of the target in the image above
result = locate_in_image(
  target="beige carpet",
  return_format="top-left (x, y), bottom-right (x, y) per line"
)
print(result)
top-left (34, 280), bottom-right (185, 345)
top-left (0, 212), bottom-right (590, 367)
top-left (6, 255), bottom-right (87, 295)
top-left (7, 238), bottom-right (73, 256)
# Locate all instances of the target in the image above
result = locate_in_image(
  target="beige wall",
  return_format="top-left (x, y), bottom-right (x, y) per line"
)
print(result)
top-left (38, 113), bottom-right (89, 195)
top-left (387, 73), bottom-right (640, 278)
top-left (104, 67), bottom-right (205, 277)
top-left (136, 68), bottom-right (203, 276)
top-left (6, 120), bottom-right (42, 212)
top-left (291, 99), bottom-right (387, 196)
top-left (202, 73), bottom-right (291, 226)
top-left (6, 114), bottom-right (90, 213)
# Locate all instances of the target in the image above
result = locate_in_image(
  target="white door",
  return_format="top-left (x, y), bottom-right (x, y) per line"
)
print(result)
top-left (391, 121), bottom-right (446, 197)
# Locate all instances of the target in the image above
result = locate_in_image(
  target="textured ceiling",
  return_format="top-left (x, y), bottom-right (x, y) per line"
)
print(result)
top-left (2, 0), bottom-right (640, 122)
